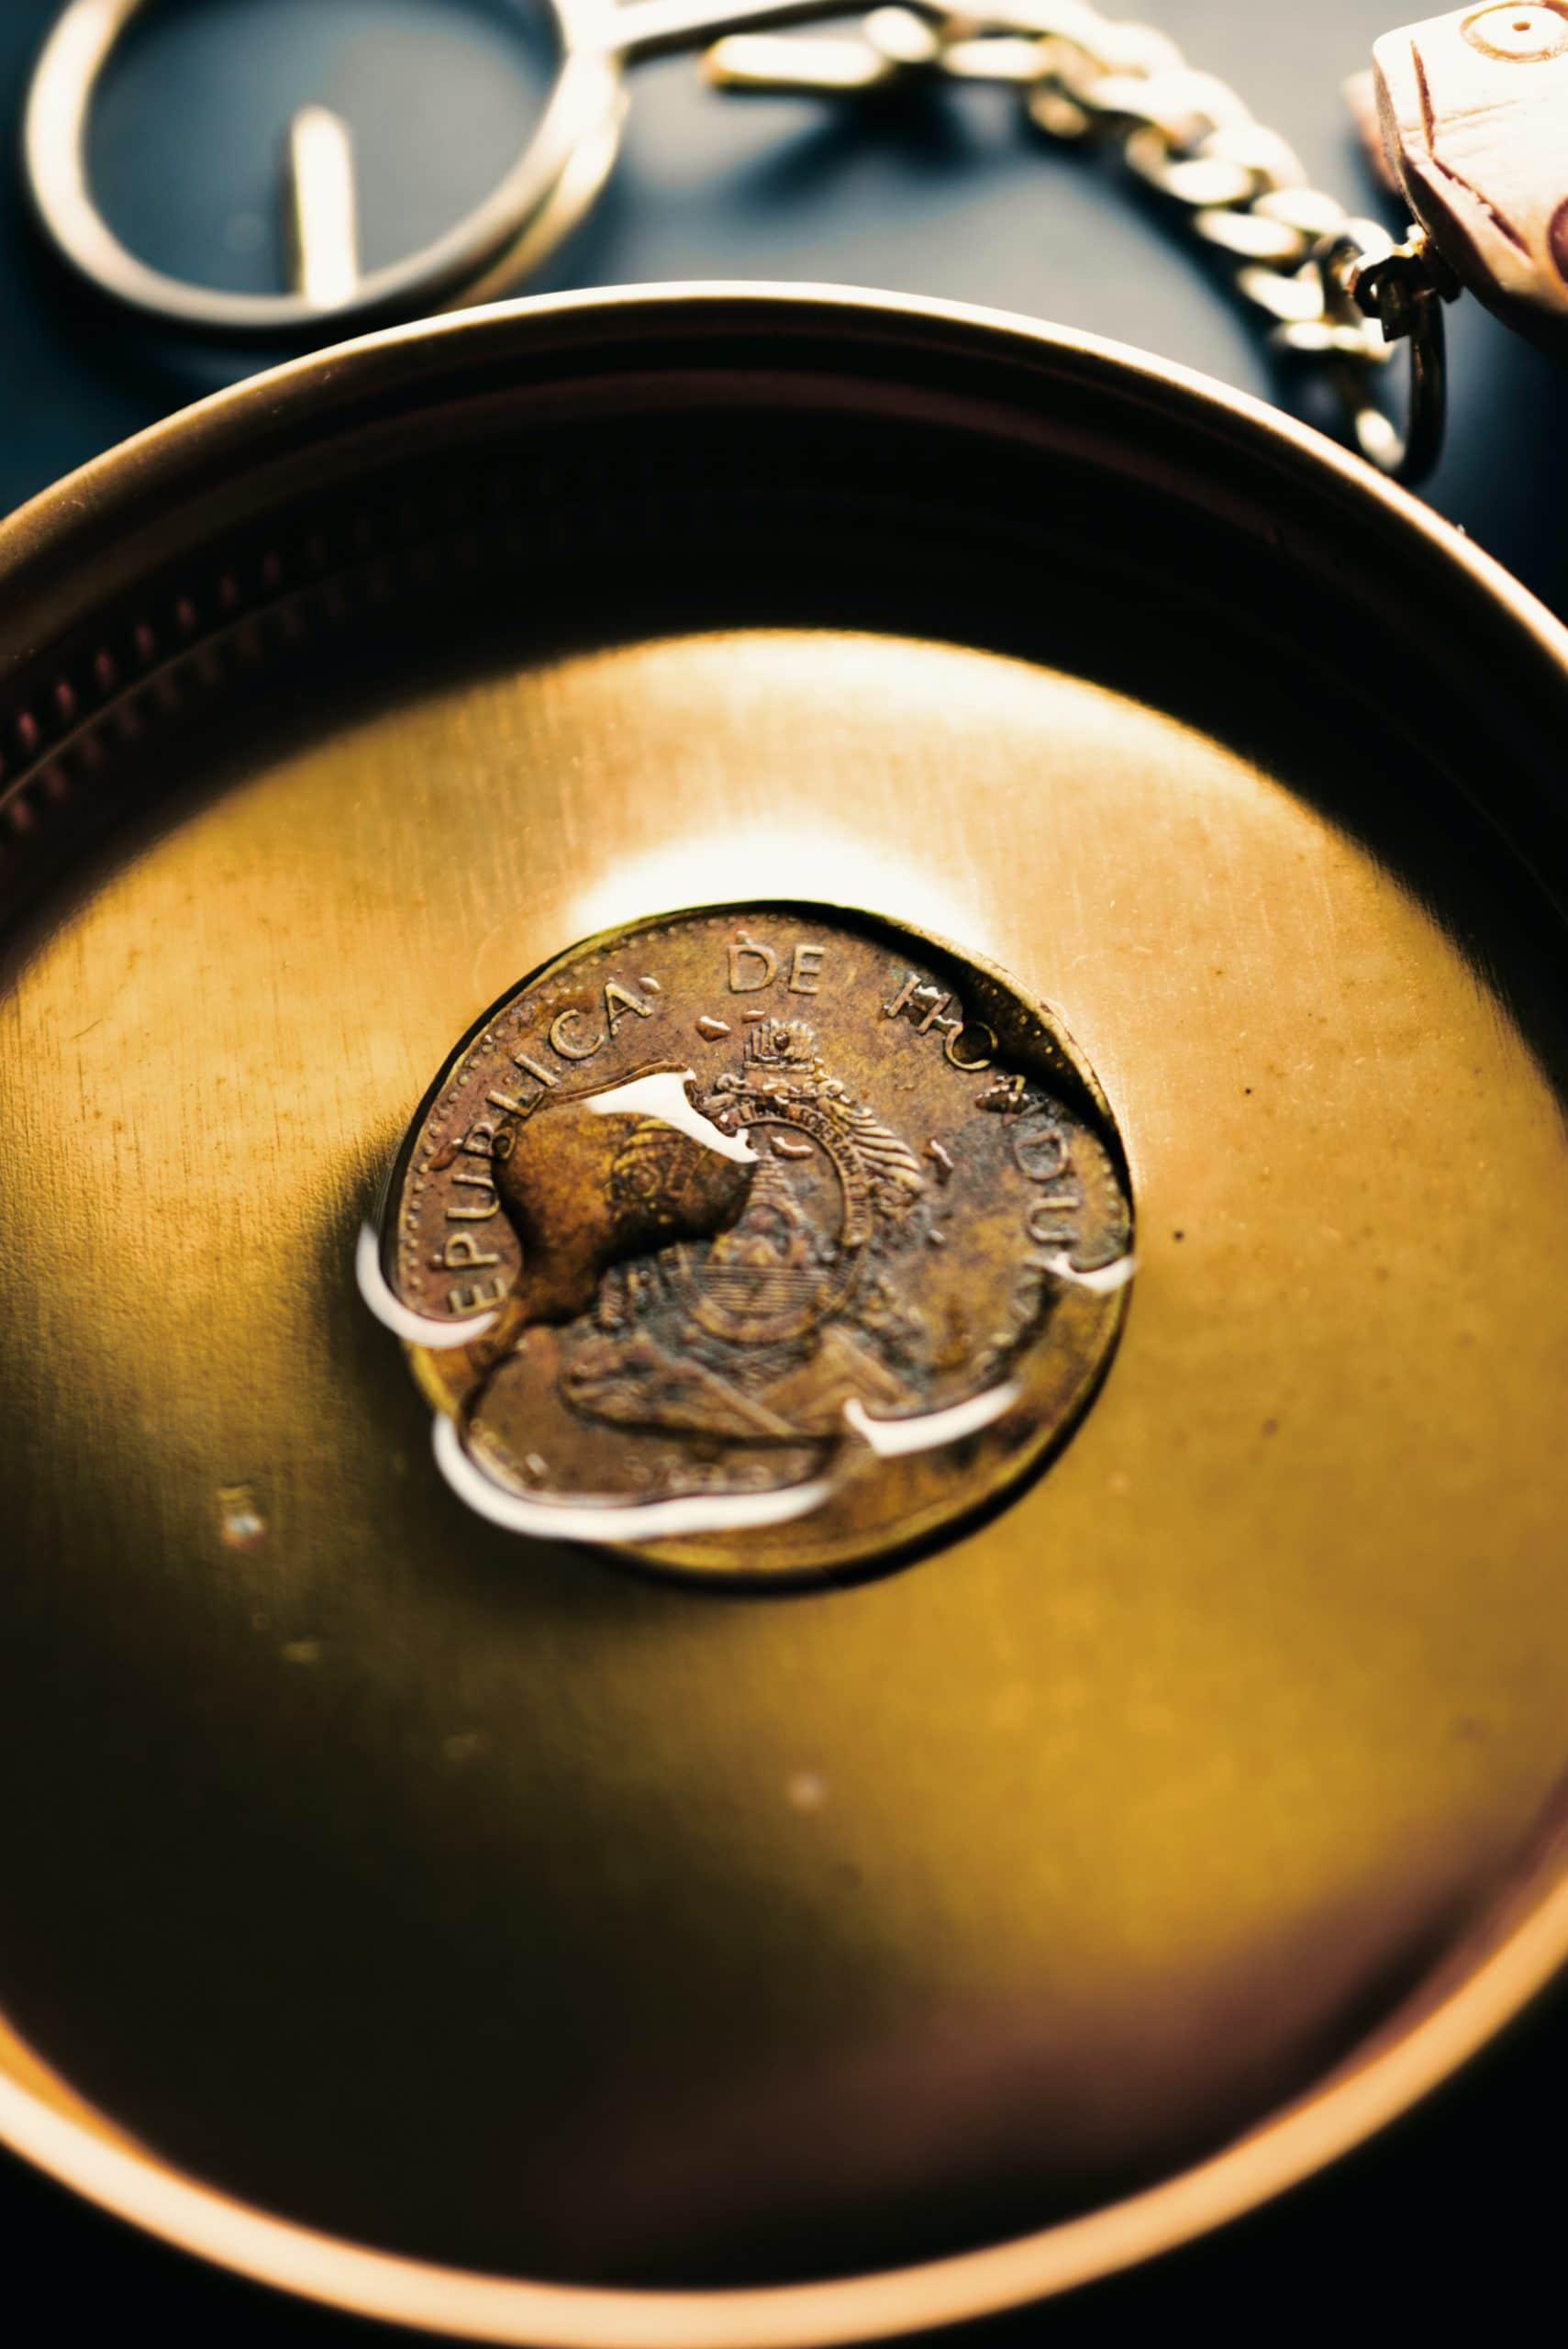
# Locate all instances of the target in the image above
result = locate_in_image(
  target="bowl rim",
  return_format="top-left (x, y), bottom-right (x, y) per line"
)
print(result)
top-left (3, 277), bottom-right (1567, 2343)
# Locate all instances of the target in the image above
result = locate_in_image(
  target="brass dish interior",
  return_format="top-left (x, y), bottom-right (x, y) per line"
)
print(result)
top-left (0, 290), bottom-right (1565, 2332)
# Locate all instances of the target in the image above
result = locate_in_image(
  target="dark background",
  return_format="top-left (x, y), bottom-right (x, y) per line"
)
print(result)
top-left (0, 0), bottom-right (1562, 2338)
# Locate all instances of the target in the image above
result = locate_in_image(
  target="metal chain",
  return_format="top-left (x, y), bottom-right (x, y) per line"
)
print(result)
top-left (700, 0), bottom-right (1455, 480)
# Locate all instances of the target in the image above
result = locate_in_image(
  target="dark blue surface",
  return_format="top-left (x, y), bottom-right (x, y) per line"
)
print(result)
top-left (0, 2), bottom-right (1563, 2338)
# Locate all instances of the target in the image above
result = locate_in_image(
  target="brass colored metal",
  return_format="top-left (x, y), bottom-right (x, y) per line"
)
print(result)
top-left (0, 288), bottom-right (1567, 2342)
top-left (19, 0), bottom-right (865, 341)
top-left (379, 905), bottom-right (1130, 1577)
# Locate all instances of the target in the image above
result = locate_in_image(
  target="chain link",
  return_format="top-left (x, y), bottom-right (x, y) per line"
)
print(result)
top-left (703, 0), bottom-right (1453, 480)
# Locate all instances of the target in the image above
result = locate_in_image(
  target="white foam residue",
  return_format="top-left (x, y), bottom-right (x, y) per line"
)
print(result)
top-left (843, 1382), bottom-right (1021, 1458)
top-left (354, 1221), bottom-right (501, 1349)
top-left (432, 1416), bottom-right (830, 1544)
top-left (581, 1067), bottom-right (757, 1163)
top-left (1040, 1250), bottom-right (1138, 1296)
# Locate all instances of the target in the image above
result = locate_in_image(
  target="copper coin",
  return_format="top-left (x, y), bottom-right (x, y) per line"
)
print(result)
top-left (373, 904), bottom-right (1132, 1578)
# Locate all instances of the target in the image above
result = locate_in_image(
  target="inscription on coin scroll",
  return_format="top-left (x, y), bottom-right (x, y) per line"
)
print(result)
top-left (373, 906), bottom-right (1133, 1580)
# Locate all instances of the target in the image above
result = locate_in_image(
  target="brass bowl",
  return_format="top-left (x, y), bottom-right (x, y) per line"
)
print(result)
top-left (2, 285), bottom-right (1566, 2343)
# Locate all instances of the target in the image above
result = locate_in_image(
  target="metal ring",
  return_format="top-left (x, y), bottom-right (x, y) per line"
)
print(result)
top-left (1314, 225), bottom-right (1449, 484)
top-left (22, 0), bottom-right (628, 343)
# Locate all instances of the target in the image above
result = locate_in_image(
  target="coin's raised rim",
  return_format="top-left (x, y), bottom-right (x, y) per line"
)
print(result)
top-left (2, 282), bottom-right (1568, 2340)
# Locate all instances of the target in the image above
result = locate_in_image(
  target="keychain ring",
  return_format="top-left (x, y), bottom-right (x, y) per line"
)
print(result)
top-left (1312, 224), bottom-right (1450, 483)
top-left (22, 0), bottom-right (628, 341)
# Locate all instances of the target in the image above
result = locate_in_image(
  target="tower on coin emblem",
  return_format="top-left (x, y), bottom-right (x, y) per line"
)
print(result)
top-left (369, 906), bottom-right (1133, 1580)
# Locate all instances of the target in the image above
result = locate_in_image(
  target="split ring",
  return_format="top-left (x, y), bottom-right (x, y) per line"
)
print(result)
top-left (22, 0), bottom-right (628, 341)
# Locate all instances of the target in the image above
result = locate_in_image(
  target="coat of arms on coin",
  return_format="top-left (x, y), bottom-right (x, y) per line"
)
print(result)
top-left (367, 906), bottom-right (1133, 1580)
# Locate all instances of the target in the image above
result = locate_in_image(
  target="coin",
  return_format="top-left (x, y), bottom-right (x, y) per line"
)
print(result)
top-left (374, 904), bottom-right (1132, 1578)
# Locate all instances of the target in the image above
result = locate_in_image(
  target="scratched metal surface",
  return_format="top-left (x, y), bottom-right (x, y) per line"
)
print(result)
top-left (0, 2), bottom-right (1562, 2340)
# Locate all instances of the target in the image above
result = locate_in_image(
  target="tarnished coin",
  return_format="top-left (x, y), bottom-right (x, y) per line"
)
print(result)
top-left (371, 905), bottom-right (1132, 1579)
